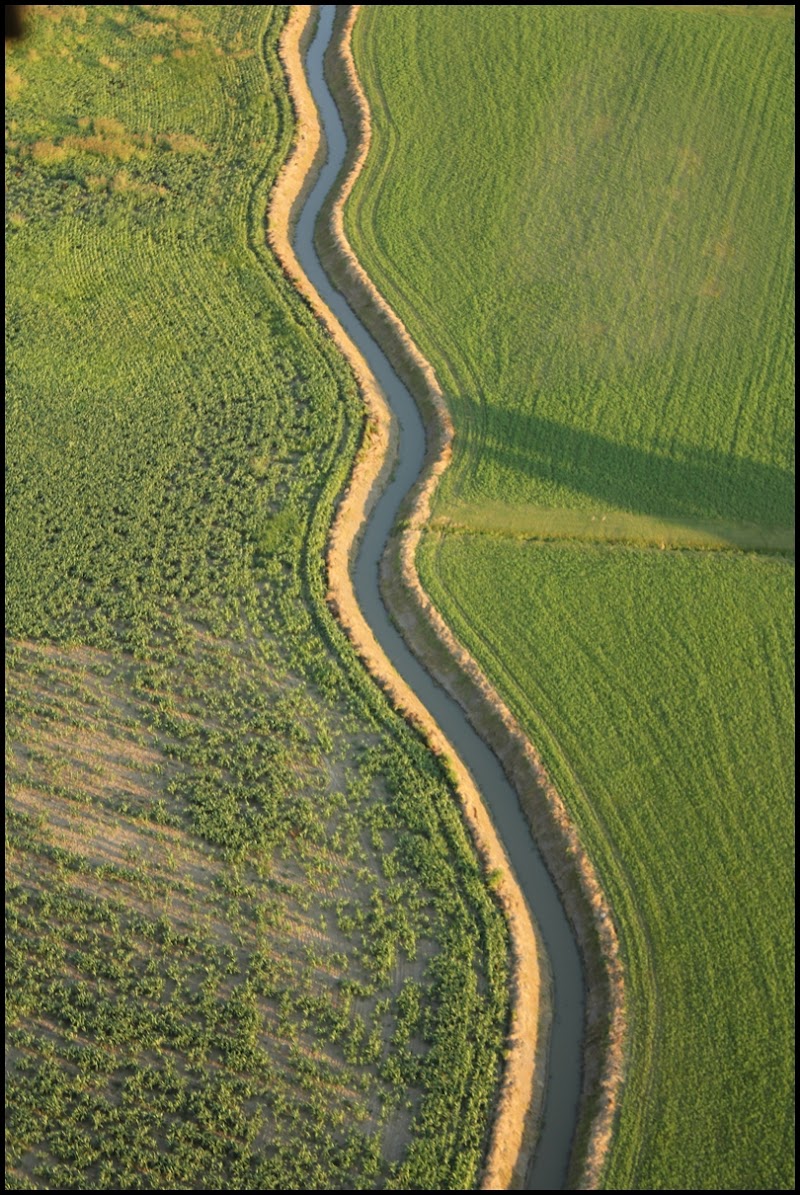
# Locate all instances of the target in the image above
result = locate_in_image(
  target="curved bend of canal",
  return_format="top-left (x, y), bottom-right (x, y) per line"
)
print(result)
top-left (293, 6), bottom-right (585, 1188)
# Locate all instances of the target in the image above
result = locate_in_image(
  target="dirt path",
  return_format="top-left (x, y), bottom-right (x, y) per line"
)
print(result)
top-left (270, 5), bottom-right (626, 1189)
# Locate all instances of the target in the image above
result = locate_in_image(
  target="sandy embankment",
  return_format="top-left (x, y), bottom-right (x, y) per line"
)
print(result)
top-left (270, 5), bottom-right (543, 1190)
top-left (271, 4), bottom-right (625, 1190)
top-left (311, 7), bottom-right (630, 1191)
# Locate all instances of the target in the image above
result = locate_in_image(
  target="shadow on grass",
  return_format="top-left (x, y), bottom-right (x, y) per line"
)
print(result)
top-left (461, 402), bottom-right (794, 530)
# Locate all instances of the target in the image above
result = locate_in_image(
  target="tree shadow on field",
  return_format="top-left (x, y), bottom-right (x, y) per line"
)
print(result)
top-left (466, 401), bottom-right (794, 529)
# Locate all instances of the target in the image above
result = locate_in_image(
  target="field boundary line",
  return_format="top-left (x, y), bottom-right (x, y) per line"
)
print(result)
top-left (433, 505), bottom-right (795, 556)
top-left (315, 6), bottom-right (629, 1189)
top-left (270, 7), bottom-right (545, 1189)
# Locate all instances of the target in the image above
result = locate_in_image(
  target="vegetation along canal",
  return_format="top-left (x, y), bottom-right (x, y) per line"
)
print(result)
top-left (293, 7), bottom-right (586, 1187)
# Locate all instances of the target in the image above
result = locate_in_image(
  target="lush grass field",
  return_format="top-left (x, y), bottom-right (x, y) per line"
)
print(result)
top-left (420, 537), bottom-right (795, 1190)
top-left (5, 6), bottom-right (509, 1189)
top-left (350, 4), bottom-right (794, 536)
top-left (348, 4), bottom-right (795, 1189)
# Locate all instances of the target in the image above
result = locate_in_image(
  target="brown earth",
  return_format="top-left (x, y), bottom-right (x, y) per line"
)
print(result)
top-left (6, 629), bottom-right (441, 1173)
top-left (272, 4), bottom-right (630, 1190)
top-left (270, 6), bottom-right (548, 1190)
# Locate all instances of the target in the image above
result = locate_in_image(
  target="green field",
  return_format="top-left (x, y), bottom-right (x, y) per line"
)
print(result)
top-left (350, 4), bottom-right (794, 536)
top-left (419, 538), bottom-right (795, 1190)
top-left (348, 4), bottom-right (795, 1188)
top-left (5, 6), bottom-right (509, 1189)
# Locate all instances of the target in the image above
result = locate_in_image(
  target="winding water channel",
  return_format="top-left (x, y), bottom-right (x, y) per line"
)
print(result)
top-left (295, 7), bottom-right (585, 1187)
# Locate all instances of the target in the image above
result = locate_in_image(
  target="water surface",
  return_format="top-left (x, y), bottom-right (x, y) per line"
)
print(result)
top-left (293, 8), bottom-right (586, 1187)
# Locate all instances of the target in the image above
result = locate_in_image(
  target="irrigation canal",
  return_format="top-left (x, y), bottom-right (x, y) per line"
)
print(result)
top-left (294, 6), bottom-right (585, 1187)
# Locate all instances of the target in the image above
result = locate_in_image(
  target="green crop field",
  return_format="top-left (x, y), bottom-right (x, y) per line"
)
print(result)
top-left (348, 4), bottom-right (795, 1189)
top-left (5, 6), bottom-right (509, 1190)
top-left (419, 538), bottom-right (795, 1190)
top-left (349, 4), bottom-right (794, 540)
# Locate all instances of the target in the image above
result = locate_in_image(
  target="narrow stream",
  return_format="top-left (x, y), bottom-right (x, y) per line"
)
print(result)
top-left (294, 7), bottom-right (585, 1188)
